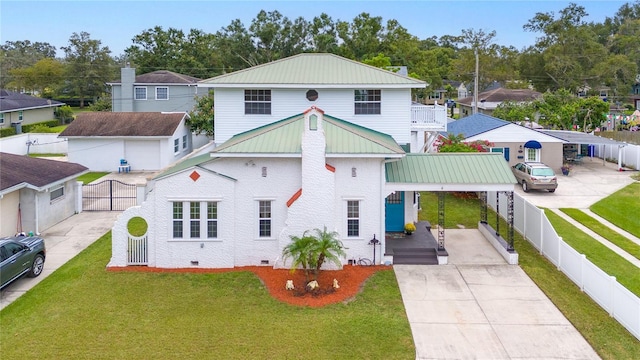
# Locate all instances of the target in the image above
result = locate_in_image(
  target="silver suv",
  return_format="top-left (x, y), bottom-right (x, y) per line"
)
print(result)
top-left (512, 162), bottom-right (558, 193)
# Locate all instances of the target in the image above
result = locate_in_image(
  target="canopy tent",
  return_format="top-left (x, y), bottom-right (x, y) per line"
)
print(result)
top-left (539, 130), bottom-right (627, 170)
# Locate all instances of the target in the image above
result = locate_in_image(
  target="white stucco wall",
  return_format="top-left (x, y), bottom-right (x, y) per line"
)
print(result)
top-left (213, 88), bottom-right (412, 145)
top-left (65, 122), bottom-right (192, 172)
top-left (17, 179), bottom-right (78, 234)
top-left (0, 191), bottom-right (20, 236)
top-left (110, 112), bottom-right (389, 269)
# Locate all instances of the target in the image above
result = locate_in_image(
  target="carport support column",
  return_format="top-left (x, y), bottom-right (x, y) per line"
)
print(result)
top-left (479, 191), bottom-right (487, 224)
top-left (437, 192), bottom-right (445, 250)
top-left (506, 191), bottom-right (514, 251)
top-left (495, 193), bottom-right (500, 236)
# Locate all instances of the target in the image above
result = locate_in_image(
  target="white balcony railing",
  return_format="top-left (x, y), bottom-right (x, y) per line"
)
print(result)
top-left (411, 102), bottom-right (447, 131)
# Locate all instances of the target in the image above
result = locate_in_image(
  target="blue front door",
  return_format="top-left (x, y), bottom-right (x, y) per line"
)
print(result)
top-left (385, 192), bottom-right (405, 232)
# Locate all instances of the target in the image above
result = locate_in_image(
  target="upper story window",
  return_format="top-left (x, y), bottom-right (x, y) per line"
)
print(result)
top-left (135, 87), bottom-right (147, 100)
top-left (156, 87), bottom-right (169, 100)
top-left (245, 90), bottom-right (271, 115)
top-left (354, 90), bottom-right (381, 115)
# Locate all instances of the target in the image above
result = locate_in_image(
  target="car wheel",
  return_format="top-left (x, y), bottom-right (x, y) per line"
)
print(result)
top-left (28, 254), bottom-right (45, 277)
top-left (548, 189), bottom-right (556, 193)
top-left (522, 181), bottom-right (530, 193)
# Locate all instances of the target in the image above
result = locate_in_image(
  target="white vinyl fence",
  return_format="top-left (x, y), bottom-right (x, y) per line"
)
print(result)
top-left (487, 191), bottom-right (640, 340)
top-left (591, 142), bottom-right (640, 170)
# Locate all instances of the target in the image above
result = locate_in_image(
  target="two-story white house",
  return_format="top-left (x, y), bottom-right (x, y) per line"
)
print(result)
top-left (108, 53), bottom-right (516, 270)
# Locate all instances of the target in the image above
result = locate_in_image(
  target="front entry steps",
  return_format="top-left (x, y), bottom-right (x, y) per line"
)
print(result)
top-left (392, 248), bottom-right (438, 265)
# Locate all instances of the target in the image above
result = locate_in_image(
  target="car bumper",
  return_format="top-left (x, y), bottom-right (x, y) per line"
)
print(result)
top-left (529, 182), bottom-right (558, 190)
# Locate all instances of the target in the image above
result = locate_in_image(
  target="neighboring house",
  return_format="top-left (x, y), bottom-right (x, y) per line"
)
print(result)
top-left (0, 152), bottom-right (88, 237)
top-left (0, 90), bottom-right (63, 132)
top-left (576, 84), bottom-right (609, 101)
top-left (58, 112), bottom-right (193, 172)
top-left (107, 66), bottom-right (202, 113)
top-left (445, 114), bottom-right (565, 171)
top-left (108, 53), bottom-right (516, 270)
top-left (457, 87), bottom-right (542, 118)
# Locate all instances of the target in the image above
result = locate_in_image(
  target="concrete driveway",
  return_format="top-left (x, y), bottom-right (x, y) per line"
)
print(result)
top-left (394, 229), bottom-right (600, 360)
top-left (514, 158), bottom-right (636, 208)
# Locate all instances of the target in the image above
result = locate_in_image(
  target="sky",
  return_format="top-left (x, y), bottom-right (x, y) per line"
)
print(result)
top-left (0, 0), bottom-right (631, 57)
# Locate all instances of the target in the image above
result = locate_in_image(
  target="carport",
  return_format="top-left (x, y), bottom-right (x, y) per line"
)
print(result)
top-left (385, 152), bottom-right (518, 264)
top-left (540, 130), bottom-right (628, 171)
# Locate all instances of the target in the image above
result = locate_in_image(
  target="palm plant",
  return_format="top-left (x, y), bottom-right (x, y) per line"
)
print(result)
top-left (310, 227), bottom-right (346, 280)
top-left (282, 233), bottom-right (316, 282)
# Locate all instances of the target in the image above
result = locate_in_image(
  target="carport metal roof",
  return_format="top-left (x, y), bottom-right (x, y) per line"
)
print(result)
top-left (385, 153), bottom-right (517, 192)
top-left (539, 130), bottom-right (627, 147)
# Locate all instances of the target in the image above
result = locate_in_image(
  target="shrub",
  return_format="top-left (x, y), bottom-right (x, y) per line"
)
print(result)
top-left (55, 105), bottom-right (75, 124)
top-left (22, 120), bottom-right (58, 133)
top-left (0, 127), bottom-right (17, 138)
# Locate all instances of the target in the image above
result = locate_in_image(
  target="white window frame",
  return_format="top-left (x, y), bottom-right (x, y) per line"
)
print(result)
top-left (0, 113), bottom-right (4, 124)
top-left (18, 110), bottom-right (23, 122)
top-left (134, 87), bottom-right (147, 100)
top-left (182, 135), bottom-right (187, 151)
top-left (354, 89), bottom-right (381, 115)
top-left (244, 89), bottom-right (271, 115)
top-left (257, 200), bottom-right (273, 239)
top-left (172, 201), bottom-right (219, 240)
top-left (346, 200), bottom-right (360, 238)
top-left (50, 184), bottom-right (64, 202)
top-left (156, 87), bottom-right (169, 100)
top-left (525, 148), bottom-right (540, 162)
top-left (174, 138), bottom-right (180, 154)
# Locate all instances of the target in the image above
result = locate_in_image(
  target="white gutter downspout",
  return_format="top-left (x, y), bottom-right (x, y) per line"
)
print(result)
top-left (35, 193), bottom-right (40, 234)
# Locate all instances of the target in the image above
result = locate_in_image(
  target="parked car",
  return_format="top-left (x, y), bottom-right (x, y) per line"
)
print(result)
top-left (0, 235), bottom-right (46, 289)
top-left (511, 162), bottom-right (558, 193)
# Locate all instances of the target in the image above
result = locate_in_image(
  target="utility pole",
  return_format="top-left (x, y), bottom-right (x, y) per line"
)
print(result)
top-left (473, 49), bottom-right (479, 115)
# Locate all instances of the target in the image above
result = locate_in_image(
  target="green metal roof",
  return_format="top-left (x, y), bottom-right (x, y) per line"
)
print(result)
top-left (386, 153), bottom-right (517, 191)
top-left (198, 53), bottom-right (426, 88)
top-left (153, 153), bottom-right (235, 181)
top-left (212, 113), bottom-right (405, 157)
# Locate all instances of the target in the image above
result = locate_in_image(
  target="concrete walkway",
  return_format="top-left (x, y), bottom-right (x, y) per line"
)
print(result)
top-left (0, 211), bottom-right (120, 310)
top-left (394, 229), bottom-right (600, 360)
top-left (549, 209), bottom-right (640, 268)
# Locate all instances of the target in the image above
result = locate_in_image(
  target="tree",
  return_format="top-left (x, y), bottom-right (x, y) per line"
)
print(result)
top-left (336, 13), bottom-right (384, 60)
top-left (61, 32), bottom-right (115, 107)
top-left (309, 227), bottom-right (346, 278)
top-left (534, 89), bottom-right (608, 131)
top-left (282, 227), bottom-right (346, 282)
top-left (0, 40), bottom-right (56, 88)
top-left (187, 91), bottom-right (214, 137)
top-left (309, 13), bottom-right (338, 53)
top-left (492, 100), bottom-right (537, 122)
top-left (8, 57), bottom-right (64, 96)
top-left (437, 134), bottom-right (492, 152)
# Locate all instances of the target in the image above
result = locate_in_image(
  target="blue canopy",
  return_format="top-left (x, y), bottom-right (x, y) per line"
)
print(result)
top-left (524, 140), bottom-right (542, 149)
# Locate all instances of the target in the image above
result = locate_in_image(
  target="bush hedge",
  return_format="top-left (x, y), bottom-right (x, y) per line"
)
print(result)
top-left (0, 127), bottom-right (17, 138)
top-left (21, 120), bottom-right (59, 133)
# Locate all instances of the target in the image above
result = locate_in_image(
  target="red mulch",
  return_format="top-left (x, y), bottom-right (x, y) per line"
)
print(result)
top-left (108, 265), bottom-right (389, 307)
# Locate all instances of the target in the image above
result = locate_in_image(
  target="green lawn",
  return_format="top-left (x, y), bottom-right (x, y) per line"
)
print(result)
top-left (590, 182), bottom-right (640, 238)
top-left (0, 234), bottom-right (414, 359)
top-left (560, 208), bottom-right (640, 261)
top-left (419, 192), bottom-right (480, 229)
top-left (76, 172), bottom-right (110, 184)
top-left (545, 210), bottom-right (640, 297)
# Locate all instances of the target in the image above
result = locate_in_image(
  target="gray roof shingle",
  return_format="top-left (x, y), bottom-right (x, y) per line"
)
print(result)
top-left (0, 90), bottom-right (64, 112)
top-left (59, 112), bottom-right (188, 137)
top-left (0, 152), bottom-right (88, 192)
top-left (109, 70), bottom-right (201, 84)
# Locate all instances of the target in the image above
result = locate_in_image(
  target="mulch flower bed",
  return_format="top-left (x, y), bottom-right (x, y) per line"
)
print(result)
top-left (108, 265), bottom-right (389, 307)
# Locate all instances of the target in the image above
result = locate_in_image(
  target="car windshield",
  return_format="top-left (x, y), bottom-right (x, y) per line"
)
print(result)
top-left (531, 168), bottom-right (554, 176)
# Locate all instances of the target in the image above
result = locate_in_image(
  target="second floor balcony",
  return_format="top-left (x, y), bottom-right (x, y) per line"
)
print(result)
top-left (411, 102), bottom-right (447, 132)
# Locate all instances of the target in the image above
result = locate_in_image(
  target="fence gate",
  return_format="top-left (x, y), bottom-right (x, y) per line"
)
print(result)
top-left (82, 180), bottom-right (136, 211)
top-left (127, 235), bottom-right (148, 265)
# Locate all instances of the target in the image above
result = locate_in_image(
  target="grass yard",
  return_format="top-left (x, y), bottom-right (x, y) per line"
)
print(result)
top-left (590, 182), bottom-right (640, 238)
top-left (419, 192), bottom-right (479, 229)
top-left (544, 210), bottom-right (640, 297)
top-left (76, 172), bottom-right (110, 184)
top-left (560, 208), bottom-right (640, 261)
top-left (0, 233), bottom-right (414, 359)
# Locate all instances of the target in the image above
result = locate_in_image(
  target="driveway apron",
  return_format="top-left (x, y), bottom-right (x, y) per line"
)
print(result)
top-left (394, 229), bottom-right (600, 360)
